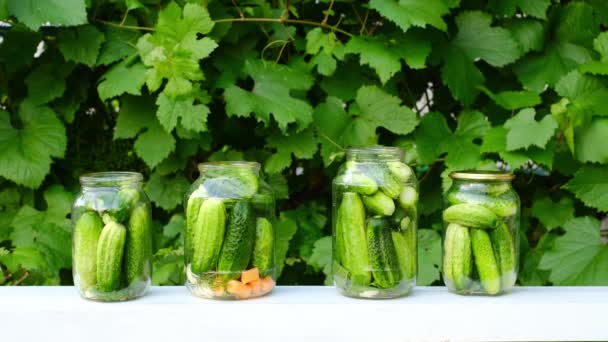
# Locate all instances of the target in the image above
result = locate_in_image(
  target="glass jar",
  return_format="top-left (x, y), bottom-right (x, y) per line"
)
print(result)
top-left (72, 172), bottom-right (152, 301)
top-left (332, 147), bottom-right (418, 298)
top-left (185, 162), bottom-right (276, 300)
top-left (442, 171), bottom-right (520, 296)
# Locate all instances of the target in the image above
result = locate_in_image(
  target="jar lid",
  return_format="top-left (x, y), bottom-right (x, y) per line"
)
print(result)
top-left (449, 170), bottom-right (514, 181)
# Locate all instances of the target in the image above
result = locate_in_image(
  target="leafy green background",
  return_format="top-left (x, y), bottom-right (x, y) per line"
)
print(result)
top-left (1, 0), bottom-right (607, 286)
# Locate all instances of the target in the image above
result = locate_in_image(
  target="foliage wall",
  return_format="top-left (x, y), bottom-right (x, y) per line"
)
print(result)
top-left (0, 0), bottom-right (607, 286)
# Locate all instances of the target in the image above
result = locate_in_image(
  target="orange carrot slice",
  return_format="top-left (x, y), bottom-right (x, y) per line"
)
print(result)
top-left (226, 279), bottom-right (252, 299)
top-left (241, 267), bottom-right (260, 284)
top-left (260, 276), bottom-right (275, 293)
top-left (249, 279), bottom-right (263, 295)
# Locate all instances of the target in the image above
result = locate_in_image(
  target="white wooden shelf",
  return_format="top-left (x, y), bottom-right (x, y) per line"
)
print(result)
top-left (1, 286), bottom-right (607, 341)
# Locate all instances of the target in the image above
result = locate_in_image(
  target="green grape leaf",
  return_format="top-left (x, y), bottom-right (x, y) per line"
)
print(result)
top-left (97, 22), bottom-right (140, 66)
top-left (417, 229), bottom-right (442, 286)
top-left (531, 196), bottom-right (575, 230)
top-left (305, 27), bottom-right (337, 55)
top-left (162, 214), bottom-right (185, 243)
top-left (480, 88), bottom-right (542, 110)
top-left (344, 36), bottom-right (401, 84)
top-left (115, 96), bottom-right (176, 168)
top-left (505, 19), bottom-right (546, 54)
top-left (369, 0), bottom-right (449, 32)
top-left (134, 121), bottom-right (177, 169)
top-left (146, 172), bottom-right (190, 211)
top-left (285, 203), bottom-right (327, 263)
top-left (43, 185), bottom-right (73, 227)
top-left (504, 108), bottom-right (557, 151)
top-left (225, 59), bottom-right (314, 131)
top-left (488, 0), bottom-right (550, 19)
top-left (593, 32), bottom-right (608, 61)
top-left (311, 53), bottom-right (337, 76)
top-left (575, 118), bottom-right (608, 164)
top-left (441, 46), bottom-right (485, 106)
top-left (0, 104), bottom-right (66, 189)
top-left (355, 85), bottom-right (419, 135)
top-left (152, 247), bottom-right (185, 285)
top-left (555, 2), bottom-right (599, 47)
top-left (519, 233), bottom-right (555, 286)
top-left (7, 0), bottom-right (87, 30)
top-left (344, 34), bottom-right (431, 84)
top-left (156, 92), bottom-right (210, 133)
top-left (25, 60), bottom-right (73, 105)
top-left (313, 97), bottom-right (351, 165)
top-left (265, 128), bottom-right (317, 173)
top-left (455, 110), bottom-right (490, 139)
top-left (0, 247), bottom-right (50, 279)
top-left (539, 217), bottom-right (608, 285)
top-left (58, 25), bottom-right (105, 67)
top-left (10, 206), bottom-right (71, 273)
top-left (308, 236), bottom-right (332, 285)
top-left (452, 11), bottom-right (522, 67)
top-left (564, 165), bottom-right (608, 212)
top-left (414, 112), bottom-right (451, 165)
top-left (98, 62), bottom-right (146, 101)
top-left (275, 213), bottom-right (298, 278)
top-left (136, 2), bottom-right (217, 97)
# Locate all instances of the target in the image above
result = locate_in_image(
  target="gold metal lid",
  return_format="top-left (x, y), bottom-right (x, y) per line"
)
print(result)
top-left (449, 170), bottom-right (515, 181)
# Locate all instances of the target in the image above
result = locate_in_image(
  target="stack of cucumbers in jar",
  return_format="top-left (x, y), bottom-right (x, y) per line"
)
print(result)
top-left (443, 182), bottom-right (518, 295)
top-left (333, 160), bottom-right (418, 298)
top-left (73, 188), bottom-right (151, 301)
top-left (185, 166), bottom-right (275, 299)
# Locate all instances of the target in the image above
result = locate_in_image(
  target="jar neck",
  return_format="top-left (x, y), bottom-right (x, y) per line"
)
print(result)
top-left (346, 147), bottom-right (404, 162)
top-left (80, 172), bottom-right (143, 190)
top-left (198, 161), bottom-right (261, 176)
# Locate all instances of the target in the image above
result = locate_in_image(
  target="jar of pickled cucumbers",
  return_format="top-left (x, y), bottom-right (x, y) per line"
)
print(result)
top-left (332, 147), bottom-right (418, 299)
top-left (442, 171), bottom-right (520, 296)
top-left (71, 172), bottom-right (152, 301)
top-left (185, 162), bottom-right (276, 300)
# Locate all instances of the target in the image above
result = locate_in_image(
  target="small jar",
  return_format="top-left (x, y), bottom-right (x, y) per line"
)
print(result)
top-left (185, 162), bottom-right (276, 300)
top-left (72, 172), bottom-right (152, 301)
top-left (332, 147), bottom-right (418, 299)
top-left (442, 171), bottom-right (520, 296)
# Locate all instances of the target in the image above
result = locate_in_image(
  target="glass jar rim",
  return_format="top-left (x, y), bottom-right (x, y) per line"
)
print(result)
top-left (346, 146), bottom-right (404, 160)
top-left (449, 170), bottom-right (514, 181)
top-left (197, 161), bottom-right (261, 171)
top-left (80, 171), bottom-right (143, 186)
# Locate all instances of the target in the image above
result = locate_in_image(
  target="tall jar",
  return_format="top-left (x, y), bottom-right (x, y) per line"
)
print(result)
top-left (442, 171), bottom-right (520, 296)
top-left (185, 162), bottom-right (276, 300)
top-left (72, 172), bottom-right (152, 301)
top-left (332, 147), bottom-right (418, 299)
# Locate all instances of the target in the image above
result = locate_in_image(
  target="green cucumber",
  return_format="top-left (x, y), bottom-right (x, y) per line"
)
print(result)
top-left (367, 217), bottom-right (402, 289)
top-left (73, 212), bottom-right (104, 290)
top-left (391, 230), bottom-right (415, 280)
top-left (362, 191), bottom-right (395, 216)
top-left (387, 162), bottom-right (413, 183)
top-left (253, 217), bottom-right (274, 276)
top-left (447, 191), bottom-right (517, 217)
top-left (443, 223), bottom-right (472, 291)
top-left (96, 221), bottom-right (127, 292)
top-left (335, 192), bottom-right (371, 286)
top-left (397, 186), bottom-right (418, 212)
top-left (191, 198), bottom-right (227, 274)
top-left (108, 188), bottom-right (140, 222)
top-left (335, 172), bottom-right (378, 195)
top-left (443, 203), bottom-right (499, 229)
top-left (471, 229), bottom-right (501, 295)
top-left (185, 196), bottom-right (204, 259)
top-left (492, 222), bottom-right (516, 289)
top-left (125, 204), bottom-right (151, 285)
top-left (217, 201), bottom-right (256, 279)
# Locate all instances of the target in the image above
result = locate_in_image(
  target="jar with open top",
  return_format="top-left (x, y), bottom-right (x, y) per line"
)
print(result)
top-left (185, 162), bottom-right (276, 299)
top-left (442, 171), bottom-right (520, 295)
top-left (332, 146), bottom-right (418, 299)
top-left (72, 172), bottom-right (152, 301)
